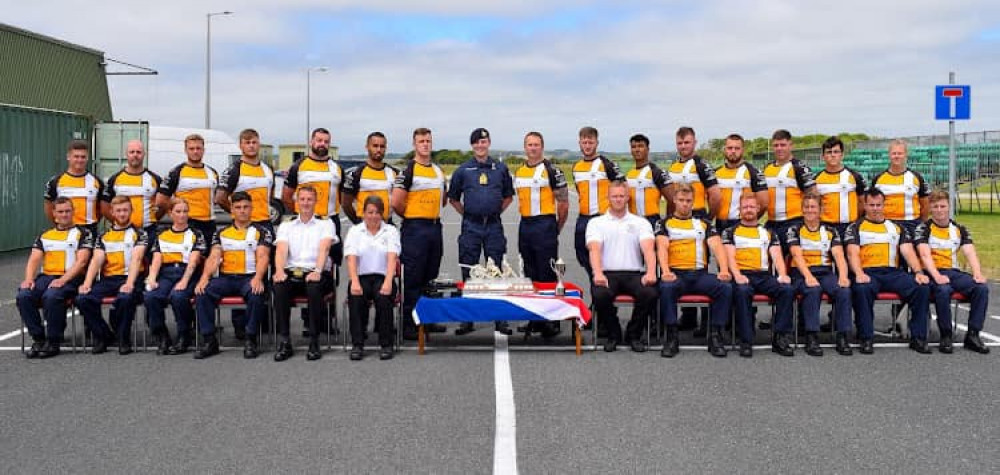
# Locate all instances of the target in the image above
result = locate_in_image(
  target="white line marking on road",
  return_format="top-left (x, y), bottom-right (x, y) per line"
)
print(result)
top-left (493, 331), bottom-right (519, 475)
top-left (932, 312), bottom-right (1000, 343)
top-left (0, 329), bottom-right (24, 341)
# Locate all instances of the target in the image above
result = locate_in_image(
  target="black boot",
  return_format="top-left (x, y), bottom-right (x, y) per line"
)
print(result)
top-left (350, 344), bottom-right (363, 361)
top-left (273, 339), bottom-right (294, 361)
top-left (92, 337), bottom-right (111, 355)
top-left (835, 332), bottom-right (853, 356)
top-left (708, 329), bottom-right (727, 358)
top-left (964, 331), bottom-right (990, 354)
top-left (38, 341), bottom-right (61, 358)
top-left (939, 333), bottom-right (954, 354)
top-left (660, 326), bottom-right (679, 358)
top-left (771, 332), bottom-right (794, 357)
top-left (455, 322), bottom-right (475, 336)
top-left (494, 321), bottom-right (513, 336)
top-left (306, 338), bottom-right (322, 360)
top-left (805, 332), bottom-right (823, 357)
top-left (155, 331), bottom-right (172, 356)
top-left (379, 345), bottom-right (393, 360)
top-left (26, 336), bottom-right (45, 359)
top-left (118, 335), bottom-right (133, 355)
top-left (909, 338), bottom-right (932, 354)
top-left (243, 336), bottom-right (259, 359)
top-left (193, 334), bottom-right (220, 359)
top-left (167, 331), bottom-right (192, 355)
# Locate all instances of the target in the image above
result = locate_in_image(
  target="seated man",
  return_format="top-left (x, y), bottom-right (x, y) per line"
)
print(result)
top-left (273, 185), bottom-right (337, 362)
top-left (585, 180), bottom-right (658, 353)
top-left (193, 191), bottom-right (273, 360)
top-left (17, 197), bottom-right (94, 358)
top-left (787, 193), bottom-right (852, 357)
top-left (845, 188), bottom-right (931, 354)
top-left (657, 183), bottom-right (732, 358)
top-left (344, 196), bottom-right (400, 361)
top-left (722, 194), bottom-right (795, 358)
top-left (915, 191), bottom-right (990, 354)
top-left (75, 196), bottom-right (148, 355)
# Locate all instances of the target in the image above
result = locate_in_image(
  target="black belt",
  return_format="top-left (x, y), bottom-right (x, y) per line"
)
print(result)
top-left (403, 218), bottom-right (441, 224)
top-left (162, 263), bottom-right (188, 268)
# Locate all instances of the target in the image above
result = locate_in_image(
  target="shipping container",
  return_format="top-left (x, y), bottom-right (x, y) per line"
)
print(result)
top-left (0, 103), bottom-right (93, 251)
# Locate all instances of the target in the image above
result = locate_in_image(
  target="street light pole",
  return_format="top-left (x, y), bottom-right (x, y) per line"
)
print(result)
top-left (205, 11), bottom-right (233, 129)
top-left (306, 66), bottom-right (329, 143)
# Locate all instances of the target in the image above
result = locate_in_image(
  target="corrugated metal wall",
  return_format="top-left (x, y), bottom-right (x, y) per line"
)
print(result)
top-left (0, 104), bottom-right (93, 251)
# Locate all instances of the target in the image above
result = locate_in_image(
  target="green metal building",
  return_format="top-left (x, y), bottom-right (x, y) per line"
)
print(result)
top-left (0, 23), bottom-right (112, 250)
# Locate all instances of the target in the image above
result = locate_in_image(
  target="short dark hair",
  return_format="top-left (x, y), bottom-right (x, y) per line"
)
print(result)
top-left (413, 127), bottom-right (432, 139)
top-left (363, 195), bottom-right (385, 216)
top-left (676, 126), bottom-right (695, 138)
top-left (239, 129), bottom-right (260, 141)
top-left (822, 136), bottom-right (844, 153)
top-left (725, 133), bottom-right (744, 144)
top-left (366, 131), bottom-right (386, 144)
top-left (311, 128), bottom-right (331, 139)
top-left (865, 187), bottom-right (885, 202)
top-left (52, 196), bottom-right (74, 208)
top-left (629, 134), bottom-right (649, 146)
top-left (524, 131), bottom-right (544, 146)
top-left (67, 139), bottom-right (89, 153)
top-left (772, 129), bottom-right (792, 141)
top-left (230, 191), bottom-right (252, 204)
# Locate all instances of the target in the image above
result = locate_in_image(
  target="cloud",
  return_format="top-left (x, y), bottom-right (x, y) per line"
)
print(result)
top-left (6, 0), bottom-right (1000, 154)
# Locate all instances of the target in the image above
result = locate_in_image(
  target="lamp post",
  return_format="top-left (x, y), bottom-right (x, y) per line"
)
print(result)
top-left (306, 66), bottom-right (329, 143)
top-left (205, 10), bottom-right (233, 129)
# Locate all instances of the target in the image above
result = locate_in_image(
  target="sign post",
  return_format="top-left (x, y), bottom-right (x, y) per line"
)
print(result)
top-left (935, 75), bottom-right (971, 217)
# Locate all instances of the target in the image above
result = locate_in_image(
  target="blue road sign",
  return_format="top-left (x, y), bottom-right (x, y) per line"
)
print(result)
top-left (935, 85), bottom-right (971, 120)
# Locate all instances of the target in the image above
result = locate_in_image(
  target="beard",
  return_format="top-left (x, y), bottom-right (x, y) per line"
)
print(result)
top-left (312, 146), bottom-right (328, 157)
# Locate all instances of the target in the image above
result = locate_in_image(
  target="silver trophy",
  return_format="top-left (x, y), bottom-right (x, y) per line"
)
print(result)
top-left (549, 258), bottom-right (567, 296)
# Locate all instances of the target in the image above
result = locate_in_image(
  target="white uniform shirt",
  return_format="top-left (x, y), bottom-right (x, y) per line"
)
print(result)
top-left (344, 221), bottom-right (401, 276)
top-left (585, 211), bottom-right (655, 272)
top-left (275, 215), bottom-right (338, 271)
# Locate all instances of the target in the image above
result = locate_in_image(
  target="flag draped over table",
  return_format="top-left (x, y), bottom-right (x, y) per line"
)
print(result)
top-left (413, 290), bottom-right (591, 327)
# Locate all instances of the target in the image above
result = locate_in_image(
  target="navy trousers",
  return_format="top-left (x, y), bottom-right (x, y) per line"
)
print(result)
top-left (658, 269), bottom-right (732, 328)
top-left (852, 267), bottom-right (930, 340)
top-left (16, 274), bottom-right (80, 343)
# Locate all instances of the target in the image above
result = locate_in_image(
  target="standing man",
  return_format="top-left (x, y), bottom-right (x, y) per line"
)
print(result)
top-left (194, 191), bottom-right (273, 360)
top-left (392, 128), bottom-right (448, 340)
top-left (449, 128), bottom-right (515, 336)
top-left (343, 132), bottom-right (398, 224)
top-left (101, 139), bottom-right (163, 237)
top-left (514, 132), bottom-right (568, 339)
top-left (156, 134), bottom-right (219, 246)
top-left (586, 180), bottom-right (658, 352)
top-left (845, 188), bottom-right (931, 354)
top-left (218, 129), bottom-right (274, 231)
top-left (571, 126), bottom-right (622, 279)
top-left (17, 198), bottom-right (94, 358)
top-left (721, 195), bottom-right (796, 358)
top-left (914, 191), bottom-right (991, 354)
top-left (75, 196), bottom-right (148, 355)
top-left (667, 127), bottom-right (720, 332)
top-left (814, 136), bottom-right (866, 241)
top-left (714, 133), bottom-right (767, 234)
top-left (656, 184), bottom-right (732, 358)
top-left (625, 134), bottom-right (670, 229)
top-left (872, 139), bottom-right (929, 237)
top-left (283, 128), bottom-right (344, 247)
top-left (44, 140), bottom-right (105, 237)
top-left (763, 129), bottom-right (816, 253)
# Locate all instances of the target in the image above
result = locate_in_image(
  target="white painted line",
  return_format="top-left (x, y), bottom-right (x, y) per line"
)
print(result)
top-left (931, 312), bottom-right (1000, 343)
top-left (0, 329), bottom-right (24, 342)
top-left (493, 331), bottom-right (518, 475)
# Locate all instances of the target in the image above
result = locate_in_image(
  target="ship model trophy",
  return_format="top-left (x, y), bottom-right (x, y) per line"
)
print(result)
top-left (461, 257), bottom-right (535, 295)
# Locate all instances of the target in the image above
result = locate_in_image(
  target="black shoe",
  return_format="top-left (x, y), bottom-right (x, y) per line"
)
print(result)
top-left (964, 332), bottom-right (991, 354)
top-left (539, 322), bottom-right (560, 340)
top-left (738, 342), bottom-right (752, 358)
top-left (118, 337), bottom-right (133, 355)
top-left (939, 334), bottom-right (953, 354)
top-left (273, 340), bottom-right (294, 362)
top-left (379, 346), bottom-right (393, 360)
top-left (603, 340), bottom-right (618, 352)
top-left (708, 331), bottom-right (727, 358)
top-left (350, 344), bottom-right (364, 361)
top-left (455, 322), bottom-right (475, 336)
top-left (155, 334), bottom-right (172, 355)
top-left (243, 337), bottom-right (259, 359)
top-left (771, 333), bottom-right (794, 357)
top-left (859, 339), bottom-right (874, 355)
top-left (193, 335), bottom-right (220, 359)
top-left (234, 326), bottom-right (246, 341)
top-left (38, 341), bottom-right (61, 358)
top-left (835, 333), bottom-right (853, 356)
top-left (425, 323), bottom-right (447, 333)
top-left (805, 333), bottom-right (823, 357)
top-left (661, 327), bottom-right (679, 358)
top-left (167, 333), bottom-right (192, 355)
top-left (630, 338), bottom-right (647, 353)
top-left (909, 338), bottom-right (932, 354)
top-left (306, 339), bottom-right (322, 360)
top-left (91, 338), bottom-right (111, 355)
top-left (26, 338), bottom-right (45, 359)
top-left (495, 321), bottom-right (513, 336)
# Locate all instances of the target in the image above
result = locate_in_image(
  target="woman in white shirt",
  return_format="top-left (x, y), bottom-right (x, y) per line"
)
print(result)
top-left (344, 196), bottom-right (400, 361)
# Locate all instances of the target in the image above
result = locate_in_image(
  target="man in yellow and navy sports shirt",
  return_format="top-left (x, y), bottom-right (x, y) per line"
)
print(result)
top-left (101, 139), bottom-right (163, 237)
top-left (17, 197), bottom-right (95, 358)
top-left (914, 191), bottom-right (990, 354)
top-left (75, 196), bottom-right (149, 355)
top-left (625, 134), bottom-right (670, 230)
top-left (342, 131), bottom-right (398, 224)
top-left (714, 133), bottom-right (768, 234)
top-left (762, 129), bottom-right (815, 252)
top-left (44, 140), bottom-right (104, 238)
top-left (814, 136), bottom-right (866, 241)
top-left (156, 134), bottom-right (219, 245)
top-left (194, 191), bottom-right (273, 360)
top-left (391, 127), bottom-right (448, 340)
top-left (872, 139), bottom-right (930, 238)
top-left (845, 188), bottom-right (931, 354)
top-left (572, 126), bottom-right (622, 279)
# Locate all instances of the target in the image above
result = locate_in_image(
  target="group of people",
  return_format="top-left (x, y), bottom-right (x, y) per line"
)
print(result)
top-left (15, 125), bottom-right (992, 361)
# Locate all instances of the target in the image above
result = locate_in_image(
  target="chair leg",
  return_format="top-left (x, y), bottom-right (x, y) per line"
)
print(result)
top-left (70, 305), bottom-right (78, 354)
top-left (341, 301), bottom-right (349, 352)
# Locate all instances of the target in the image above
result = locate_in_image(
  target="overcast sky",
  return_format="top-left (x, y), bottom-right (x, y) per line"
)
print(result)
top-left (7, 1), bottom-right (1000, 154)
